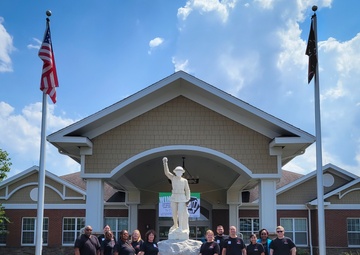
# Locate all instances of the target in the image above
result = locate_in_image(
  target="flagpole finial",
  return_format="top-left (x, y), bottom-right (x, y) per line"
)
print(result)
top-left (312, 5), bottom-right (318, 12)
top-left (46, 10), bottom-right (52, 17)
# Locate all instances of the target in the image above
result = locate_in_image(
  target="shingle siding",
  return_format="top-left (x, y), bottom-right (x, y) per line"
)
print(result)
top-left (86, 96), bottom-right (277, 175)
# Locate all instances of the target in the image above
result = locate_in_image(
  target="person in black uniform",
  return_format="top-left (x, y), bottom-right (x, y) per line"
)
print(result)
top-left (215, 225), bottom-right (228, 255)
top-left (74, 225), bottom-right (101, 255)
top-left (269, 226), bottom-right (296, 255)
top-left (101, 230), bottom-right (116, 255)
top-left (138, 229), bottom-right (159, 255)
top-left (246, 233), bottom-right (264, 255)
top-left (222, 226), bottom-right (246, 255)
top-left (131, 229), bottom-right (144, 254)
top-left (114, 230), bottom-right (135, 255)
top-left (98, 225), bottom-right (111, 245)
top-left (199, 229), bottom-right (220, 255)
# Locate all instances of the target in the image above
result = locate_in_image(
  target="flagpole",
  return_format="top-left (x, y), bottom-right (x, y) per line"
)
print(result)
top-left (311, 5), bottom-right (327, 255)
top-left (35, 92), bottom-right (47, 255)
top-left (35, 11), bottom-right (53, 255)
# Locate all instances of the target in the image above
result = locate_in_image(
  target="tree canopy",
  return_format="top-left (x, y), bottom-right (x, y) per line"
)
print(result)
top-left (0, 149), bottom-right (11, 181)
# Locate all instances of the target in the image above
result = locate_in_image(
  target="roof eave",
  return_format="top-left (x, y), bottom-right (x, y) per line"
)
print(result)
top-left (270, 136), bottom-right (315, 165)
top-left (47, 136), bottom-right (93, 162)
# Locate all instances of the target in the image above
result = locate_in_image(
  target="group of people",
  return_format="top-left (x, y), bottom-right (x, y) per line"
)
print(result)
top-left (200, 225), bottom-right (296, 255)
top-left (74, 224), bottom-right (295, 255)
top-left (74, 225), bottom-right (159, 255)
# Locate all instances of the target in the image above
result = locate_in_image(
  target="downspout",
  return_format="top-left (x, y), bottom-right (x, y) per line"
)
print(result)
top-left (124, 193), bottom-right (130, 230)
top-left (238, 202), bottom-right (243, 239)
top-left (306, 203), bottom-right (313, 255)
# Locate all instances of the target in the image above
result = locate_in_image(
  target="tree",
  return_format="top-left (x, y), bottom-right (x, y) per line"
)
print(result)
top-left (0, 149), bottom-right (11, 236)
top-left (0, 149), bottom-right (11, 180)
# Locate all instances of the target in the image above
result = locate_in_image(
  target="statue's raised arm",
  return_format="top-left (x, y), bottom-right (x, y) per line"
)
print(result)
top-left (163, 157), bottom-right (173, 180)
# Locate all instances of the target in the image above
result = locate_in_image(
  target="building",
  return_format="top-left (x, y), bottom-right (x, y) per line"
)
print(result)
top-left (1, 71), bottom-right (359, 254)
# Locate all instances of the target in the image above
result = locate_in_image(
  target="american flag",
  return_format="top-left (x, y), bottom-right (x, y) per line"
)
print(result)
top-left (305, 15), bottom-right (317, 84)
top-left (38, 21), bottom-right (58, 103)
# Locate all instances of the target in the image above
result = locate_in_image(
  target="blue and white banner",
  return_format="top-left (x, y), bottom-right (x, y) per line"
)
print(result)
top-left (159, 192), bottom-right (200, 218)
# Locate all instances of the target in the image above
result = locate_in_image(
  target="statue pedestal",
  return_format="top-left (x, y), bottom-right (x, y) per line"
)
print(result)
top-left (168, 228), bottom-right (189, 240)
top-left (158, 239), bottom-right (202, 255)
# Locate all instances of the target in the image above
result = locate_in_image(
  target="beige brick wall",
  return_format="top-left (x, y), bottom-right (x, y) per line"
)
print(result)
top-left (85, 96), bottom-right (277, 175)
top-left (277, 179), bottom-right (317, 204)
top-left (8, 173), bottom-right (38, 192)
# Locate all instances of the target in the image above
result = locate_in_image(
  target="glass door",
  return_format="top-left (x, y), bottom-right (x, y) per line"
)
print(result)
top-left (189, 225), bottom-right (207, 242)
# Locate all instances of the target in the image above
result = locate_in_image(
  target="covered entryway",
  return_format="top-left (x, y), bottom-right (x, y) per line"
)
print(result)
top-left (105, 146), bottom-right (256, 236)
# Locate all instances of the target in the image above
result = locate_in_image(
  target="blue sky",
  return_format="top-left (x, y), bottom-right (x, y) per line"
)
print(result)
top-left (1, 0), bottom-right (360, 178)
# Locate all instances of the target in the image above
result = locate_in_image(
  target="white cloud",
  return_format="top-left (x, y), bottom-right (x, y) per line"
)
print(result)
top-left (149, 37), bottom-right (164, 48)
top-left (218, 50), bottom-right (260, 94)
top-left (172, 57), bottom-right (190, 73)
top-left (254, 0), bottom-right (275, 10)
top-left (148, 37), bottom-right (164, 55)
top-left (0, 17), bottom-right (15, 72)
top-left (0, 101), bottom-right (80, 178)
top-left (322, 80), bottom-right (345, 100)
top-left (322, 34), bottom-right (360, 76)
top-left (27, 38), bottom-right (42, 50)
top-left (177, 0), bottom-right (237, 23)
top-left (276, 20), bottom-right (307, 71)
top-left (283, 141), bottom-right (359, 176)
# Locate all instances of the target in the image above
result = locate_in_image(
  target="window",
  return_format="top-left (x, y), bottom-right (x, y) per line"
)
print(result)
top-left (347, 218), bottom-right (360, 246)
top-left (21, 217), bottom-right (48, 246)
top-left (0, 221), bottom-right (7, 246)
top-left (104, 217), bottom-right (128, 240)
top-left (62, 217), bottom-right (85, 245)
top-left (239, 218), bottom-right (259, 243)
top-left (280, 218), bottom-right (308, 246)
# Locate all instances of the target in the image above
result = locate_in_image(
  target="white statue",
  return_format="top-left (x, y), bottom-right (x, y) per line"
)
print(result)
top-left (163, 157), bottom-right (190, 240)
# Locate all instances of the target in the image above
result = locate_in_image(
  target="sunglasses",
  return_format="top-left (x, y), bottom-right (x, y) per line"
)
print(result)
top-left (277, 230), bottom-right (283, 233)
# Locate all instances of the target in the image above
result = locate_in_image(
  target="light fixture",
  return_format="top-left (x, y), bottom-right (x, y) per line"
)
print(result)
top-left (182, 157), bottom-right (199, 184)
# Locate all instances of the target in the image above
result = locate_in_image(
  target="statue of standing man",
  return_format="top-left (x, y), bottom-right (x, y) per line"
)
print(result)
top-left (163, 157), bottom-right (190, 240)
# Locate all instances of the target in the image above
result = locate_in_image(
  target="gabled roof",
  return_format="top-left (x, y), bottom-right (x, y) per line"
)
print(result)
top-left (47, 71), bottom-right (314, 165)
top-left (0, 165), bottom-right (86, 200)
top-left (1, 167), bottom-right (121, 202)
top-left (276, 163), bottom-right (358, 196)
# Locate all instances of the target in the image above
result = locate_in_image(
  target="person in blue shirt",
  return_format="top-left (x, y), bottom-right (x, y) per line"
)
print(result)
top-left (257, 229), bottom-right (271, 255)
